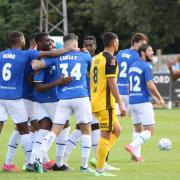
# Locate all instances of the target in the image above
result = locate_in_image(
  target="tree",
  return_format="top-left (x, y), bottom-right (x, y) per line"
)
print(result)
top-left (67, 0), bottom-right (99, 48)
top-left (0, 0), bottom-right (39, 49)
top-left (92, 0), bottom-right (180, 53)
top-left (0, 0), bottom-right (179, 53)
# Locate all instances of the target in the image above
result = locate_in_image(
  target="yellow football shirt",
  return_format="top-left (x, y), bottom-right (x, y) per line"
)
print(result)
top-left (90, 52), bottom-right (118, 112)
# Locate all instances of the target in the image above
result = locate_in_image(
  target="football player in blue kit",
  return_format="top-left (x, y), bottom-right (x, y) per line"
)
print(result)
top-left (0, 31), bottom-right (42, 171)
top-left (29, 32), bottom-right (72, 172)
top-left (116, 33), bottom-right (148, 160)
top-left (125, 44), bottom-right (165, 161)
top-left (116, 33), bottom-right (148, 114)
top-left (32, 33), bottom-right (93, 173)
top-left (63, 35), bottom-right (100, 168)
top-left (2, 33), bottom-right (39, 172)
top-left (0, 31), bottom-right (76, 172)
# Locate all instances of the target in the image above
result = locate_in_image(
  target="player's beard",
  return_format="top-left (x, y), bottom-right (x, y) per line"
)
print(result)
top-left (146, 55), bottom-right (153, 62)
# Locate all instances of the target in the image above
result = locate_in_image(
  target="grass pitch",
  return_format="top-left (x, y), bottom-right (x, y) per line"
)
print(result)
top-left (0, 108), bottom-right (179, 180)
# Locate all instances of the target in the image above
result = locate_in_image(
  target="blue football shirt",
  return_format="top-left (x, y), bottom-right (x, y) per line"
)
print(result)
top-left (0, 48), bottom-right (39, 99)
top-left (116, 49), bottom-right (139, 95)
top-left (23, 61), bottom-right (34, 101)
top-left (33, 65), bottom-right (58, 103)
top-left (43, 51), bottom-right (92, 100)
top-left (128, 59), bottom-right (154, 104)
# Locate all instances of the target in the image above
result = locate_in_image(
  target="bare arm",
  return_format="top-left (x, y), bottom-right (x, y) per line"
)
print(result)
top-left (35, 76), bottom-right (73, 92)
top-left (167, 66), bottom-right (180, 80)
top-left (32, 47), bottom-right (79, 70)
top-left (31, 60), bottom-right (46, 70)
top-left (26, 74), bottom-right (34, 86)
top-left (38, 47), bottom-right (79, 58)
top-left (167, 60), bottom-right (180, 80)
top-left (147, 80), bottom-right (165, 106)
top-left (107, 77), bottom-right (126, 116)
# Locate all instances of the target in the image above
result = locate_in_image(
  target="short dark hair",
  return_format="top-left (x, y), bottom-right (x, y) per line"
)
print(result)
top-left (103, 32), bottom-right (118, 47)
top-left (131, 33), bottom-right (148, 46)
top-left (50, 39), bottom-right (55, 43)
top-left (29, 33), bottom-right (37, 41)
top-left (9, 31), bottom-right (24, 45)
top-left (138, 44), bottom-right (151, 56)
top-left (63, 33), bottom-right (78, 43)
top-left (83, 35), bottom-right (96, 45)
top-left (35, 32), bottom-right (49, 43)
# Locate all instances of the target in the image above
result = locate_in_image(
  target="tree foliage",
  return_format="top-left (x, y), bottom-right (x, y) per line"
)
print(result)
top-left (0, 0), bottom-right (179, 53)
top-left (92, 0), bottom-right (180, 52)
top-left (0, 0), bottom-right (39, 49)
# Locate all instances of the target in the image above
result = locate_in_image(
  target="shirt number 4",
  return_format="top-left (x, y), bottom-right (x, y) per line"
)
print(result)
top-left (60, 63), bottom-right (82, 80)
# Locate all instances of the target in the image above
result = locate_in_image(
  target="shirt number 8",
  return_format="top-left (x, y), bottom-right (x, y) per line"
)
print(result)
top-left (93, 66), bottom-right (98, 83)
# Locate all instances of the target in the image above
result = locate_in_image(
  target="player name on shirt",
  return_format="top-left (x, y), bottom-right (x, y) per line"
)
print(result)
top-left (129, 67), bottom-right (143, 74)
top-left (59, 55), bottom-right (77, 61)
top-left (122, 53), bottom-right (131, 59)
top-left (3, 54), bottom-right (16, 59)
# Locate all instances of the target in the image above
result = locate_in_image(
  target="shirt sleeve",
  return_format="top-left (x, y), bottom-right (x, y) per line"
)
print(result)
top-left (25, 62), bottom-right (34, 75)
top-left (104, 53), bottom-right (117, 78)
top-left (144, 64), bottom-right (154, 82)
top-left (26, 49), bottom-right (40, 60)
top-left (43, 57), bottom-right (56, 67)
top-left (34, 70), bottom-right (44, 82)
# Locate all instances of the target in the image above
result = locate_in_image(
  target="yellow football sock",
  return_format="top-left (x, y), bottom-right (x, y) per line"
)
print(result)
top-left (96, 137), bottom-right (109, 170)
top-left (109, 133), bottom-right (118, 151)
